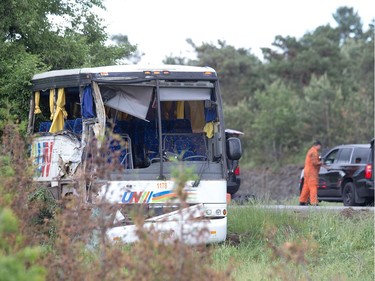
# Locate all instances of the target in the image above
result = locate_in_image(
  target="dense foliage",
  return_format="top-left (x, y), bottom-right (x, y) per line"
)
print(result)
top-left (166, 7), bottom-right (374, 166)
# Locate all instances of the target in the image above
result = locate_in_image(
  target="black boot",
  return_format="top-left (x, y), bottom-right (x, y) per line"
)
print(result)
top-left (299, 202), bottom-right (307, 206)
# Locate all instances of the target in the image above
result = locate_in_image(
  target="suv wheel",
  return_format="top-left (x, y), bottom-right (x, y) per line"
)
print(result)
top-left (342, 182), bottom-right (358, 206)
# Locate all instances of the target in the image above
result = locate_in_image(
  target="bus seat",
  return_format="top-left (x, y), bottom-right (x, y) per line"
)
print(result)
top-left (174, 138), bottom-right (195, 158)
top-left (107, 135), bottom-right (132, 169)
top-left (164, 134), bottom-right (206, 160)
top-left (114, 120), bottom-right (131, 135)
top-left (144, 120), bottom-right (164, 159)
top-left (167, 119), bottom-right (192, 133)
top-left (39, 121), bottom-right (52, 132)
top-left (64, 119), bottom-right (76, 131)
top-left (190, 134), bottom-right (206, 157)
top-left (73, 118), bottom-right (82, 134)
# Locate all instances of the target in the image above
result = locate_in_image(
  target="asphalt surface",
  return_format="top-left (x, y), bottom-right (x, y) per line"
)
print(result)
top-left (258, 205), bottom-right (373, 212)
top-left (232, 204), bottom-right (374, 213)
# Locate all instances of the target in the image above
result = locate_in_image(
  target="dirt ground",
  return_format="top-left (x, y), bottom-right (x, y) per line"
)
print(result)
top-left (234, 165), bottom-right (304, 202)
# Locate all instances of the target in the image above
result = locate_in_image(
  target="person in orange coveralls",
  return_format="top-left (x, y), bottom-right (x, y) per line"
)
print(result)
top-left (299, 140), bottom-right (323, 206)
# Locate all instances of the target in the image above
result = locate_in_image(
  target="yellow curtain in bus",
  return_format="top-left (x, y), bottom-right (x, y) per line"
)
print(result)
top-left (34, 91), bottom-right (41, 114)
top-left (162, 101), bottom-right (173, 119)
top-left (49, 89), bottom-right (55, 120)
top-left (117, 111), bottom-right (129, 120)
top-left (176, 101), bottom-right (184, 119)
top-left (189, 101), bottom-right (205, 132)
top-left (49, 88), bottom-right (67, 133)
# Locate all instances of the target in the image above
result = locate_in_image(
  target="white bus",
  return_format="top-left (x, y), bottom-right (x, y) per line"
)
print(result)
top-left (27, 65), bottom-right (242, 244)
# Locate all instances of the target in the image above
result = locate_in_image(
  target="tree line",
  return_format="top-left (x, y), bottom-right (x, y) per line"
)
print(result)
top-left (0, 1), bottom-right (373, 167)
top-left (166, 7), bottom-right (374, 166)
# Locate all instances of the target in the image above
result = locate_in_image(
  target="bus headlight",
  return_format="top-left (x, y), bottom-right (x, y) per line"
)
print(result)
top-left (203, 205), bottom-right (227, 218)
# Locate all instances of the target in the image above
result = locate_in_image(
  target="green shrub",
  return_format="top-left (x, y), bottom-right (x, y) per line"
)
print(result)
top-left (0, 207), bottom-right (46, 281)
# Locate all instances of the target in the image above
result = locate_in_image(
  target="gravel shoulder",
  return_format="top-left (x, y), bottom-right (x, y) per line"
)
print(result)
top-left (236, 165), bottom-right (303, 202)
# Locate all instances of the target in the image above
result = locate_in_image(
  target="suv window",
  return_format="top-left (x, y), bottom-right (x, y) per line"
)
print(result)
top-left (324, 149), bottom-right (339, 164)
top-left (351, 147), bottom-right (369, 164)
top-left (337, 148), bottom-right (353, 164)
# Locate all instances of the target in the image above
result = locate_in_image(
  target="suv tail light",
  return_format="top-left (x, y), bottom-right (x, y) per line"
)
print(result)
top-left (365, 164), bottom-right (372, 179)
top-left (320, 180), bottom-right (327, 189)
top-left (234, 166), bottom-right (240, 176)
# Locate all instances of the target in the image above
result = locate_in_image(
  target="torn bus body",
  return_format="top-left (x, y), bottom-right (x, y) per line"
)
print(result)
top-left (28, 65), bottom-right (242, 244)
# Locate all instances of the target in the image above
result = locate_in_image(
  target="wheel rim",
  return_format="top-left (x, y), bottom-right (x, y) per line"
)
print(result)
top-left (344, 185), bottom-right (353, 205)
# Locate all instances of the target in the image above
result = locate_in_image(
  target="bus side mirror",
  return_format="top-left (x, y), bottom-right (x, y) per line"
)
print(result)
top-left (226, 137), bottom-right (242, 160)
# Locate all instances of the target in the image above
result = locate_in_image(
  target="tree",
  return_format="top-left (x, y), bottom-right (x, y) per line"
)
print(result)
top-left (250, 81), bottom-right (302, 165)
top-left (339, 25), bottom-right (374, 98)
top-left (299, 74), bottom-right (344, 147)
top-left (0, 0), bottom-right (137, 122)
top-left (169, 7), bottom-right (374, 166)
top-left (1, 0), bottom-right (137, 68)
top-left (223, 100), bottom-right (253, 162)
top-left (0, 40), bottom-right (44, 127)
top-left (262, 26), bottom-right (342, 91)
top-left (165, 39), bottom-right (265, 106)
top-left (333, 6), bottom-right (363, 42)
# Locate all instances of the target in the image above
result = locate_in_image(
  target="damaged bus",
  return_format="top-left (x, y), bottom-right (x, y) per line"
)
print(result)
top-left (27, 65), bottom-right (242, 244)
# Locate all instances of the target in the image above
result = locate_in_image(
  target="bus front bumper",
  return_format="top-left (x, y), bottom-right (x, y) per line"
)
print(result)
top-left (106, 204), bottom-right (227, 245)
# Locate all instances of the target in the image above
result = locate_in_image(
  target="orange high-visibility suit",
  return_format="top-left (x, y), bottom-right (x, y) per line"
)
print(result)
top-left (300, 146), bottom-right (321, 205)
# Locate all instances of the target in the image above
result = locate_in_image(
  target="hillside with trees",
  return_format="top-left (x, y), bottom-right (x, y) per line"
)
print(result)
top-left (166, 7), bottom-right (374, 167)
top-left (0, 2), bottom-right (373, 167)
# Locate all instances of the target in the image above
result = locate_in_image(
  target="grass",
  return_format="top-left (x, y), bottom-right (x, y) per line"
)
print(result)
top-left (212, 203), bottom-right (374, 281)
top-left (257, 195), bottom-right (355, 207)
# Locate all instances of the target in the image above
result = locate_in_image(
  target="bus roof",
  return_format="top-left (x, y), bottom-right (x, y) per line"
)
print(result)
top-left (32, 64), bottom-right (216, 81)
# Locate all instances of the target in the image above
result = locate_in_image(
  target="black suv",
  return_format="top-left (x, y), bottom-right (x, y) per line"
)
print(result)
top-left (349, 139), bottom-right (374, 206)
top-left (299, 141), bottom-right (374, 206)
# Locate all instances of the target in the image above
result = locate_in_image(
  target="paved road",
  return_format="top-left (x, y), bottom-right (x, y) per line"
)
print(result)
top-left (232, 204), bottom-right (374, 213)
top-left (259, 205), bottom-right (373, 212)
